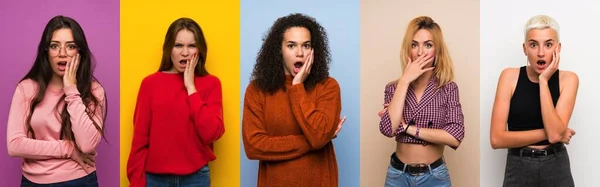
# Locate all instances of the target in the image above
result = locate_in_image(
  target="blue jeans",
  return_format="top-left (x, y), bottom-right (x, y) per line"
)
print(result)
top-left (384, 163), bottom-right (451, 187)
top-left (21, 171), bottom-right (98, 187)
top-left (146, 165), bottom-right (210, 187)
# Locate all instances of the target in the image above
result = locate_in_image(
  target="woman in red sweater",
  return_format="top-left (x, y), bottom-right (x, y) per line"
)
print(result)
top-left (7, 15), bottom-right (105, 186)
top-left (242, 13), bottom-right (345, 187)
top-left (126, 18), bottom-right (225, 187)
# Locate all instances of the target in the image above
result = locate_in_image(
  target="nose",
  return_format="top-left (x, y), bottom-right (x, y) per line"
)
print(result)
top-left (295, 47), bottom-right (304, 57)
top-left (182, 47), bottom-right (190, 57)
top-left (58, 47), bottom-right (68, 57)
top-left (537, 47), bottom-right (544, 57)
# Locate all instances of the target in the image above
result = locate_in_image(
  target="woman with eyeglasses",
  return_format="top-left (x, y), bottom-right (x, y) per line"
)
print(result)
top-left (6, 15), bottom-right (105, 186)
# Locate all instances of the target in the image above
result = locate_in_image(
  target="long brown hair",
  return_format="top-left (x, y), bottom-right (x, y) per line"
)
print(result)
top-left (21, 15), bottom-right (105, 154)
top-left (158, 17), bottom-right (209, 76)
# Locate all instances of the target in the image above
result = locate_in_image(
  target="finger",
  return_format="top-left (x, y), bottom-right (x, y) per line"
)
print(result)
top-left (422, 67), bottom-right (435, 72)
top-left (73, 54), bottom-right (80, 76)
top-left (339, 116), bottom-right (347, 125)
top-left (306, 50), bottom-right (314, 73)
top-left (383, 103), bottom-right (390, 107)
top-left (571, 130), bottom-right (576, 135)
top-left (420, 52), bottom-right (434, 67)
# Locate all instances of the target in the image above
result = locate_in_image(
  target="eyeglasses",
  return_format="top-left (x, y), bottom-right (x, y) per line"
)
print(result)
top-left (47, 43), bottom-right (79, 57)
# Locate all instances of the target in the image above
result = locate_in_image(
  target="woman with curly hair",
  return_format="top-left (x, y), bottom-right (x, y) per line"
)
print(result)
top-left (242, 13), bottom-right (345, 186)
top-left (378, 16), bottom-right (465, 186)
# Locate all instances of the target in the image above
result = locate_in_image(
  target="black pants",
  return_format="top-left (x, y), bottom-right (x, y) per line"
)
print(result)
top-left (503, 147), bottom-right (574, 187)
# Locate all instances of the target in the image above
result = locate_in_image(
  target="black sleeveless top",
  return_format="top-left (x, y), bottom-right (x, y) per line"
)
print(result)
top-left (507, 66), bottom-right (560, 145)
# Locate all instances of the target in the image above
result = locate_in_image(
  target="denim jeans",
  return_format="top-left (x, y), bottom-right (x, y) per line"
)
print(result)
top-left (146, 165), bottom-right (210, 187)
top-left (21, 171), bottom-right (98, 187)
top-left (384, 163), bottom-right (451, 187)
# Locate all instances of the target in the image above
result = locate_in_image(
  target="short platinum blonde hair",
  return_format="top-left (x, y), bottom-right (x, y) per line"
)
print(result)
top-left (524, 15), bottom-right (560, 41)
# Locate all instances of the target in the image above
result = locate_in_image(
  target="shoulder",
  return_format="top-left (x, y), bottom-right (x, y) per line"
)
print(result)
top-left (16, 79), bottom-right (38, 97)
top-left (384, 79), bottom-right (399, 92)
top-left (559, 70), bottom-right (579, 85)
top-left (91, 81), bottom-right (106, 97)
top-left (441, 81), bottom-right (459, 91)
top-left (197, 74), bottom-right (222, 87)
top-left (499, 67), bottom-right (520, 80)
top-left (320, 77), bottom-right (340, 88)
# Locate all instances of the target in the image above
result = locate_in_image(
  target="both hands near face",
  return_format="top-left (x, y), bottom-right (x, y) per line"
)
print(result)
top-left (184, 53), bottom-right (200, 95)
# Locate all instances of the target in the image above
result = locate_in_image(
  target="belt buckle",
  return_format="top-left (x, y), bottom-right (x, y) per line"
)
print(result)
top-left (406, 163), bottom-right (427, 176)
top-left (530, 149), bottom-right (548, 158)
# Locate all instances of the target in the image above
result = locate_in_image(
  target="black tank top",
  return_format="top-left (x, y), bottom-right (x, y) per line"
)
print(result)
top-left (507, 66), bottom-right (560, 145)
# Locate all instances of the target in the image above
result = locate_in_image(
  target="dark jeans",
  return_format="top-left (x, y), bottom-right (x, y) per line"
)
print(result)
top-left (146, 165), bottom-right (210, 187)
top-left (503, 147), bottom-right (574, 187)
top-left (21, 172), bottom-right (98, 187)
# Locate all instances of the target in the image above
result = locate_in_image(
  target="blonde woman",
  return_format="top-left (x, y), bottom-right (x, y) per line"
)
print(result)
top-left (378, 16), bottom-right (465, 187)
top-left (490, 15), bottom-right (577, 187)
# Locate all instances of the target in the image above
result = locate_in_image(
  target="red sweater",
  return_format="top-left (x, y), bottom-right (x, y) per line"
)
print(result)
top-left (127, 72), bottom-right (225, 187)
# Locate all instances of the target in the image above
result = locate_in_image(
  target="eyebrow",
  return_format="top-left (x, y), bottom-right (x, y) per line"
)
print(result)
top-left (528, 39), bottom-right (555, 43)
top-left (286, 41), bottom-right (311, 44)
top-left (50, 40), bottom-right (75, 44)
top-left (412, 40), bottom-right (433, 43)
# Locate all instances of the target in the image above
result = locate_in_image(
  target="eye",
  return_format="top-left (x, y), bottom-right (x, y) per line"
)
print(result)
top-left (188, 44), bottom-right (197, 48)
top-left (411, 43), bottom-right (417, 48)
top-left (302, 44), bottom-right (311, 49)
top-left (287, 44), bottom-right (294, 49)
top-left (49, 44), bottom-right (59, 49)
top-left (425, 43), bottom-right (433, 49)
top-left (174, 44), bottom-right (183, 48)
top-left (545, 43), bottom-right (552, 48)
top-left (67, 44), bottom-right (78, 50)
top-left (530, 43), bottom-right (537, 48)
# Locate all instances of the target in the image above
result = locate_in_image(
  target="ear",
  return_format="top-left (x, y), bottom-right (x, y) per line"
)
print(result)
top-left (522, 43), bottom-right (527, 56)
top-left (557, 43), bottom-right (562, 52)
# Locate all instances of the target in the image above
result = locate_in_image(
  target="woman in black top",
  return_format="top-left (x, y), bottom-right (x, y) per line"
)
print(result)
top-left (490, 15), bottom-right (578, 187)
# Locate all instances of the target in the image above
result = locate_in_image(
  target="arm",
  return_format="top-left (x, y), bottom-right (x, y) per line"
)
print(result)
top-left (127, 79), bottom-right (152, 187)
top-left (289, 79), bottom-right (342, 149)
top-left (380, 81), bottom-right (409, 137)
top-left (490, 69), bottom-right (549, 149)
top-left (539, 72), bottom-right (578, 143)
top-left (242, 83), bottom-right (313, 161)
top-left (7, 83), bottom-right (74, 159)
top-left (405, 83), bottom-right (464, 149)
top-left (64, 84), bottom-right (106, 154)
top-left (187, 77), bottom-right (225, 144)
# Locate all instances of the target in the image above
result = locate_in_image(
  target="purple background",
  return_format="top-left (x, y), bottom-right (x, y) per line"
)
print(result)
top-left (0, 0), bottom-right (120, 186)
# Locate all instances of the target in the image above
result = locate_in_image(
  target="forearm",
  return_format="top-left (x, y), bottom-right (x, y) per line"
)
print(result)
top-left (491, 129), bottom-right (548, 149)
top-left (539, 81), bottom-right (567, 143)
top-left (405, 126), bottom-right (459, 148)
top-left (388, 80), bottom-right (410, 133)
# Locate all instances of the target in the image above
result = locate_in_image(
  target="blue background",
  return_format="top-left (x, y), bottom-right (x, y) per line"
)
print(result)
top-left (240, 0), bottom-right (360, 186)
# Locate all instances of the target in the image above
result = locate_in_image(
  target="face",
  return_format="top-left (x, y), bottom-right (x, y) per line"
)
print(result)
top-left (523, 28), bottom-right (561, 74)
top-left (410, 29), bottom-right (435, 67)
top-left (48, 28), bottom-right (78, 77)
top-left (281, 27), bottom-right (312, 76)
top-left (170, 29), bottom-right (198, 73)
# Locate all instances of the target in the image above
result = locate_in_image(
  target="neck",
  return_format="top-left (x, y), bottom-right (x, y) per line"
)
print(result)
top-left (50, 74), bottom-right (64, 88)
top-left (413, 71), bottom-right (433, 88)
top-left (525, 65), bottom-right (540, 83)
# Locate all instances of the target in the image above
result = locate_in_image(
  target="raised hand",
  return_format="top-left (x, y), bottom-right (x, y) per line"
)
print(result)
top-left (539, 49), bottom-right (560, 82)
top-left (184, 53), bottom-right (199, 95)
top-left (399, 52), bottom-right (435, 84)
top-left (63, 53), bottom-right (80, 88)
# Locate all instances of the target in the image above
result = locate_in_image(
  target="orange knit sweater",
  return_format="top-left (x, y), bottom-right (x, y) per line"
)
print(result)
top-left (242, 75), bottom-right (341, 187)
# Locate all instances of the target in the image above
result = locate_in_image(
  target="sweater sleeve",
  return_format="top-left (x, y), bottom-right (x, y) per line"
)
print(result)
top-left (187, 76), bottom-right (225, 144)
top-left (6, 82), bottom-right (74, 160)
top-left (127, 78), bottom-right (152, 187)
top-left (242, 83), bottom-right (313, 161)
top-left (289, 78), bottom-right (342, 150)
top-left (64, 83), bottom-right (106, 154)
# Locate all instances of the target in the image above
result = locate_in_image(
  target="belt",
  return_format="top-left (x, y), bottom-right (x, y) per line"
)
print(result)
top-left (389, 152), bottom-right (444, 176)
top-left (508, 143), bottom-right (565, 158)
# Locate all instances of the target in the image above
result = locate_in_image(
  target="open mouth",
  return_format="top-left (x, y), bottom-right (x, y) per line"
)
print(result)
top-left (179, 59), bottom-right (188, 65)
top-left (293, 61), bottom-right (303, 74)
top-left (536, 60), bottom-right (546, 66)
top-left (57, 61), bottom-right (67, 71)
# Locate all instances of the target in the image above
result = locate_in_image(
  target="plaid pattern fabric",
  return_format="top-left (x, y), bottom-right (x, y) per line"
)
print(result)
top-left (379, 77), bottom-right (465, 149)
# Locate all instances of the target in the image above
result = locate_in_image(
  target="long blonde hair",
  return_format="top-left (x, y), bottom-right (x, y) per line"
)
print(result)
top-left (400, 16), bottom-right (454, 87)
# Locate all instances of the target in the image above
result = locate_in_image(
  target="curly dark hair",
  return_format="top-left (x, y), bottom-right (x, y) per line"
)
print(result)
top-left (251, 13), bottom-right (331, 94)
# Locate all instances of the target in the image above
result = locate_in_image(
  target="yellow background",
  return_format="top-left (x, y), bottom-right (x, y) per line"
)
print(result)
top-left (120, 1), bottom-right (240, 186)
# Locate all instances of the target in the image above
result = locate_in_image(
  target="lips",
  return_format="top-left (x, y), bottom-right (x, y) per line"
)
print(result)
top-left (57, 61), bottom-right (67, 71)
top-left (293, 61), bottom-right (303, 74)
top-left (535, 60), bottom-right (547, 70)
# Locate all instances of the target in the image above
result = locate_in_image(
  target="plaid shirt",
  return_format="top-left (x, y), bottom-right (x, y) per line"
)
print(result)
top-left (379, 77), bottom-right (465, 149)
